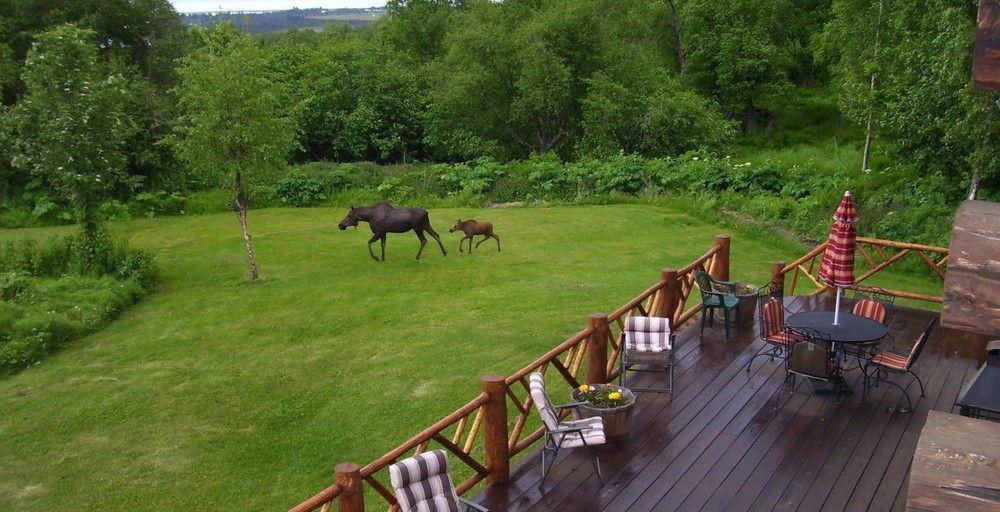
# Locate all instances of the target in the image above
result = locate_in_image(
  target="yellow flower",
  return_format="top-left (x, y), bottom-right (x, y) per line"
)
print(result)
top-left (578, 384), bottom-right (590, 392)
top-left (608, 392), bottom-right (622, 400)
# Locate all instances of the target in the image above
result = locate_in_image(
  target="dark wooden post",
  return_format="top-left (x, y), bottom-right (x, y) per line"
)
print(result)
top-left (335, 463), bottom-right (365, 512)
top-left (771, 261), bottom-right (785, 296)
top-left (587, 313), bottom-right (609, 384)
top-left (480, 375), bottom-right (510, 484)
top-left (712, 234), bottom-right (731, 282)
top-left (657, 268), bottom-right (680, 323)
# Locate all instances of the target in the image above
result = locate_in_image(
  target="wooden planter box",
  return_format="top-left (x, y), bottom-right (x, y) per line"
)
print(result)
top-left (571, 385), bottom-right (636, 439)
top-left (734, 283), bottom-right (758, 327)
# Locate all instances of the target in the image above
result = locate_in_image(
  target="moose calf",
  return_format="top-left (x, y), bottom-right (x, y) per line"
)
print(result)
top-left (449, 219), bottom-right (501, 254)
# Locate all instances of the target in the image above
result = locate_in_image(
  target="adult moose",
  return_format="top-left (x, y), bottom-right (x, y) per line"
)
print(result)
top-left (450, 219), bottom-right (501, 254)
top-left (338, 201), bottom-right (448, 262)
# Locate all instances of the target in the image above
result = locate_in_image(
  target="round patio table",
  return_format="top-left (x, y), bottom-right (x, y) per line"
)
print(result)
top-left (786, 311), bottom-right (888, 396)
top-left (786, 311), bottom-right (888, 344)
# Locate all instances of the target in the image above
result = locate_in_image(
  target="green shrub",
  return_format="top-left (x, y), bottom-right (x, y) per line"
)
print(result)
top-left (377, 177), bottom-right (413, 203)
top-left (99, 200), bottom-right (133, 222)
top-left (0, 231), bottom-right (156, 374)
top-left (0, 302), bottom-right (23, 334)
top-left (129, 191), bottom-right (186, 218)
top-left (0, 271), bottom-right (32, 301)
top-left (276, 170), bottom-right (328, 207)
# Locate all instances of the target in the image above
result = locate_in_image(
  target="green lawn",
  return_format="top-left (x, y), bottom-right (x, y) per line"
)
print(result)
top-left (0, 202), bottom-right (942, 511)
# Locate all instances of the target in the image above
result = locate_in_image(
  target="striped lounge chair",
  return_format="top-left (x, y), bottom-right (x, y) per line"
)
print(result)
top-left (619, 316), bottom-right (675, 394)
top-left (529, 372), bottom-right (605, 492)
top-left (389, 450), bottom-right (488, 512)
top-left (863, 316), bottom-right (938, 413)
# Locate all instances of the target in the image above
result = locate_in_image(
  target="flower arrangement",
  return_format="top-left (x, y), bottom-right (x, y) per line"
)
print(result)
top-left (574, 383), bottom-right (633, 409)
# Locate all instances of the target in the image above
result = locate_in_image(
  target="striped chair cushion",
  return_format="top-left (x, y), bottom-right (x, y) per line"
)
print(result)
top-left (761, 298), bottom-right (785, 339)
top-left (389, 450), bottom-right (462, 512)
top-left (529, 372), bottom-right (560, 431)
top-left (871, 351), bottom-right (909, 371)
top-left (624, 316), bottom-right (672, 353)
top-left (853, 299), bottom-right (887, 324)
top-left (552, 417), bottom-right (605, 448)
top-left (765, 330), bottom-right (804, 346)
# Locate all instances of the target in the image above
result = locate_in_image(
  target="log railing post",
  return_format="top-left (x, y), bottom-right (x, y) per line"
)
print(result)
top-left (480, 375), bottom-right (509, 484)
top-left (334, 463), bottom-right (364, 512)
top-left (771, 261), bottom-right (785, 296)
top-left (712, 234), bottom-right (731, 282)
top-left (587, 313), bottom-right (609, 384)
top-left (657, 268), bottom-right (680, 324)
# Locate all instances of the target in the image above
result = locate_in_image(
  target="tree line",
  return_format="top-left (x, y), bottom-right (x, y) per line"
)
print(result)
top-left (0, 0), bottom-right (996, 281)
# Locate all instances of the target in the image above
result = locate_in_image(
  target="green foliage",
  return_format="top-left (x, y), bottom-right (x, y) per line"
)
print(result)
top-left (276, 170), bottom-right (327, 207)
top-left (0, 232), bottom-right (154, 373)
top-left (682, 0), bottom-right (806, 132)
top-left (9, 24), bottom-right (135, 248)
top-left (819, 0), bottom-right (999, 189)
top-left (377, 176), bottom-right (414, 203)
top-left (579, 62), bottom-right (735, 158)
top-left (170, 24), bottom-right (299, 196)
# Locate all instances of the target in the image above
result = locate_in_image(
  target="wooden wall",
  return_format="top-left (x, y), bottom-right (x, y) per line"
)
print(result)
top-left (974, 0), bottom-right (1000, 91)
top-left (942, 200), bottom-right (1000, 337)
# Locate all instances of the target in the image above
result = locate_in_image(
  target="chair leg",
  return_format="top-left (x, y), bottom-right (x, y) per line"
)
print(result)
top-left (882, 378), bottom-right (914, 413)
top-left (908, 370), bottom-right (926, 398)
top-left (700, 308), bottom-right (706, 336)
top-left (668, 362), bottom-right (674, 395)
top-left (746, 345), bottom-right (780, 373)
top-left (588, 447), bottom-right (604, 484)
top-left (723, 309), bottom-right (731, 341)
top-left (539, 443), bottom-right (560, 492)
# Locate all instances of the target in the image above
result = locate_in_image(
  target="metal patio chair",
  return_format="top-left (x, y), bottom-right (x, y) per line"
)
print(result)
top-left (619, 316), bottom-right (675, 394)
top-left (863, 316), bottom-right (939, 413)
top-left (746, 294), bottom-right (803, 374)
top-left (851, 287), bottom-right (893, 325)
top-left (388, 450), bottom-right (489, 512)
top-left (694, 271), bottom-right (740, 341)
top-left (787, 327), bottom-right (841, 394)
top-left (529, 372), bottom-right (605, 492)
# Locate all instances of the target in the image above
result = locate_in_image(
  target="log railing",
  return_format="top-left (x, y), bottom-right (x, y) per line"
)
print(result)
top-left (288, 235), bottom-right (731, 512)
top-left (780, 237), bottom-right (948, 303)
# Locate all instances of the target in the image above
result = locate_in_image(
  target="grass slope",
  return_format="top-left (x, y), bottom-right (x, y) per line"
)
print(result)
top-left (0, 202), bottom-right (941, 511)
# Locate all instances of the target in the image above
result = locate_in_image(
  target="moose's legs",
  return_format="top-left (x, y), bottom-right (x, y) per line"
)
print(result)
top-left (415, 229), bottom-right (428, 259)
top-left (423, 223), bottom-right (448, 256)
top-left (475, 233), bottom-right (501, 252)
top-left (458, 235), bottom-right (472, 253)
top-left (367, 233), bottom-right (382, 262)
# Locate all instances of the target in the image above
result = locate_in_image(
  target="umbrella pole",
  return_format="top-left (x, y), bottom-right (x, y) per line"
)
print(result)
top-left (834, 287), bottom-right (842, 325)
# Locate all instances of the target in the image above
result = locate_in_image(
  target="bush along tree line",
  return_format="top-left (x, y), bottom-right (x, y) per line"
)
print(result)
top-left (0, 1), bottom-right (998, 259)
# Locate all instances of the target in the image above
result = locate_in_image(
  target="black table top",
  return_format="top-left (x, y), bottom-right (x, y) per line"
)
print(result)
top-left (956, 365), bottom-right (1000, 414)
top-left (786, 311), bottom-right (889, 344)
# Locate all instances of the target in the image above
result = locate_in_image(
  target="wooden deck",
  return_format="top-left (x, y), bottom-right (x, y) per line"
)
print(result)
top-left (474, 295), bottom-right (989, 512)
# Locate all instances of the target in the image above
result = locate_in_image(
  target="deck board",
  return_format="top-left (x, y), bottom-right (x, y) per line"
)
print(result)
top-left (475, 296), bottom-right (989, 512)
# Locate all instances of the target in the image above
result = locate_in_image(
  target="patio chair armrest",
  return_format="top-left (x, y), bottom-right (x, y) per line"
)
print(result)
top-left (550, 425), bottom-right (586, 434)
top-left (458, 497), bottom-right (489, 512)
top-left (553, 401), bottom-right (587, 410)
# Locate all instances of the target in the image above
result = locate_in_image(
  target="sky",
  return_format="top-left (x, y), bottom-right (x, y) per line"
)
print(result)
top-left (169, 1), bottom-right (385, 13)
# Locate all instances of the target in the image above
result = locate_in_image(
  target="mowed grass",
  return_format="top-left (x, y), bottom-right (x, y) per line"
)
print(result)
top-left (0, 202), bottom-right (942, 511)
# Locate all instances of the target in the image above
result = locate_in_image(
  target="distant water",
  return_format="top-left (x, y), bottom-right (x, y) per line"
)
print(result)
top-left (170, 1), bottom-right (385, 14)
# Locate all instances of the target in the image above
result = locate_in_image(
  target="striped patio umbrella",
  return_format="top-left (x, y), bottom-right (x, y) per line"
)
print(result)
top-left (818, 191), bottom-right (857, 325)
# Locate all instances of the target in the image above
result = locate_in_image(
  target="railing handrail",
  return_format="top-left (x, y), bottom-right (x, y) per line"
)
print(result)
top-left (778, 237), bottom-right (948, 304)
top-left (290, 235), bottom-right (733, 512)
